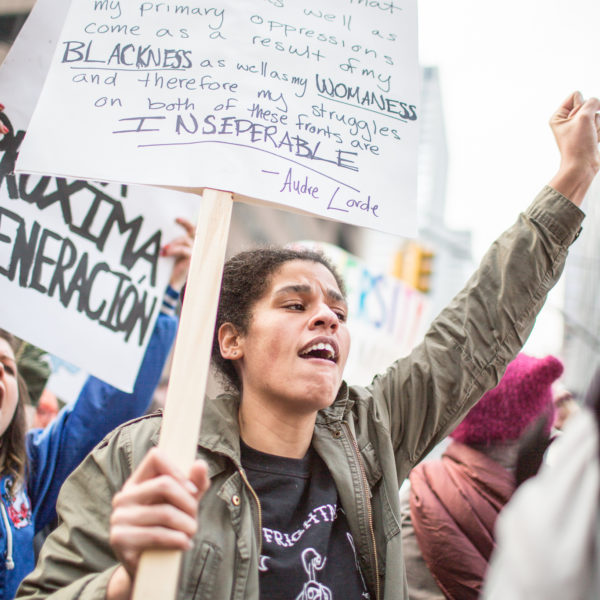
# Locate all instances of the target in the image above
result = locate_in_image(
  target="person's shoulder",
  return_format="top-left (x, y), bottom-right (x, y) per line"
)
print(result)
top-left (95, 409), bottom-right (163, 456)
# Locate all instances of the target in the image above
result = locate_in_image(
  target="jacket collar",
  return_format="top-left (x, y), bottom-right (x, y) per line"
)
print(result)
top-left (315, 381), bottom-right (352, 425)
top-left (197, 381), bottom-right (353, 464)
top-left (198, 393), bottom-right (242, 466)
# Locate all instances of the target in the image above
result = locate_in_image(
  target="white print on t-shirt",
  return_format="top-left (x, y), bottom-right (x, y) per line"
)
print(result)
top-left (258, 555), bottom-right (270, 572)
top-left (295, 548), bottom-right (332, 600)
top-left (262, 503), bottom-right (338, 548)
top-left (346, 533), bottom-right (371, 599)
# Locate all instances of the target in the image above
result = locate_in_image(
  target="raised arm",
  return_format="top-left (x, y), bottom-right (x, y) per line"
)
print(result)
top-left (364, 92), bottom-right (599, 477)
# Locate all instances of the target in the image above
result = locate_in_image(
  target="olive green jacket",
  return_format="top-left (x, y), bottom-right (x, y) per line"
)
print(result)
top-left (18, 187), bottom-right (584, 600)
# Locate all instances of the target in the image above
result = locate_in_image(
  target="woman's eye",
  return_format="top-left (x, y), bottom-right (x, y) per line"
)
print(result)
top-left (335, 311), bottom-right (347, 322)
top-left (286, 303), bottom-right (304, 311)
top-left (3, 364), bottom-right (15, 376)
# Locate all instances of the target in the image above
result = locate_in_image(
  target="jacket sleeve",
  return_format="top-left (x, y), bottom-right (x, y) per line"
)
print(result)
top-left (25, 311), bottom-right (177, 534)
top-left (16, 418), bottom-right (153, 600)
top-left (362, 186), bottom-right (584, 476)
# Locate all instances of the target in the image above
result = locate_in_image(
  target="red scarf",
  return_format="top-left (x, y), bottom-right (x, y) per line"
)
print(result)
top-left (409, 442), bottom-right (516, 599)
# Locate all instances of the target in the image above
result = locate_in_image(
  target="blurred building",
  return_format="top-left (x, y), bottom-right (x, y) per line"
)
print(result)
top-left (560, 177), bottom-right (600, 399)
top-left (359, 67), bottom-right (473, 322)
top-left (415, 67), bottom-right (473, 318)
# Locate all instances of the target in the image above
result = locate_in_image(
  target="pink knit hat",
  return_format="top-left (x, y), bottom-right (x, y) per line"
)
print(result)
top-left (451, 353), bottom-right (564, 445)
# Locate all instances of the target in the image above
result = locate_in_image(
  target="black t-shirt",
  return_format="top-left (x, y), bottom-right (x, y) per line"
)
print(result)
top-left (241, 440), bottom-right (371, 599)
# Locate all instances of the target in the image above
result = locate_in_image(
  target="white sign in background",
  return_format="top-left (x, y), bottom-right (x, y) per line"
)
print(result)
top-left (16, 0), bottom-right (419, 237)
top-left (0, 0), bottom-right (199, 392)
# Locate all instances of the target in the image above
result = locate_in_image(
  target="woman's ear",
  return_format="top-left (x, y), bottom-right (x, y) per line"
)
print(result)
top-left (218, 323), bottom-right (243, 360)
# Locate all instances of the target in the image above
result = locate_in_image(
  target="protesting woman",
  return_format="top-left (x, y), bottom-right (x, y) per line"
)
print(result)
top-left (18, 91), bottom-right (600, 600)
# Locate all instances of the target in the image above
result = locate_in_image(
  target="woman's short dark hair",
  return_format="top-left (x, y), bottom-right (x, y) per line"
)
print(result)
top-left (0, 329), bottom-right (28, 493)
top-left (212, 246), bottom-right (346, 391)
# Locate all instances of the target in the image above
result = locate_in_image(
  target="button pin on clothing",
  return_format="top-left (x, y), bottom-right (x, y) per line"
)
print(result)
top-left (232, 494), bottom-right (241, 506)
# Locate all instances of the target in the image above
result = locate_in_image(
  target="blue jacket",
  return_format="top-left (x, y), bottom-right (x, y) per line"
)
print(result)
top-left (0, 312), bottom-right (177, 600)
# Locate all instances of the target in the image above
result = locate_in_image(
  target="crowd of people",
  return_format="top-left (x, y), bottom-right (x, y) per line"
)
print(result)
top-left (0, 87), bottom-right (599, 599)
top-left (400, 353), bottom-right (565, 599)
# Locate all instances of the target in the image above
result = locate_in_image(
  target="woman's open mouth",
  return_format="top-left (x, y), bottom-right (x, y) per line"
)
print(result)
top-left (299, 340), bottom-right (339, 363)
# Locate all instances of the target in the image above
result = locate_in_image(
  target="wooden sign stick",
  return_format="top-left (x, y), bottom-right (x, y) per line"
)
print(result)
top-left (132, 188), bottom-right (233, 600)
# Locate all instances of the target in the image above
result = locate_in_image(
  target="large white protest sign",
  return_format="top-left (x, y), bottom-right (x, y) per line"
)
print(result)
top-left (16, 0), bottom-right (419, 237)
top-left (0, 0), bottom-right (199, 392)
top-left (297, 241), bottom-right (431, 385)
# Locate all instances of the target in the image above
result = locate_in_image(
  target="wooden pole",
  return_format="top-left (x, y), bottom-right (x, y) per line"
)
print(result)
top-left (132, 188), bottom-right (233, 600)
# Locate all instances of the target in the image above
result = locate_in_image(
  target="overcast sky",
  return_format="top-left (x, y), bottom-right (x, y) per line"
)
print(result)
top-left (419, 0), bottom-right (599, 258)
top-left (417, 0), bottom-right (599, 355)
